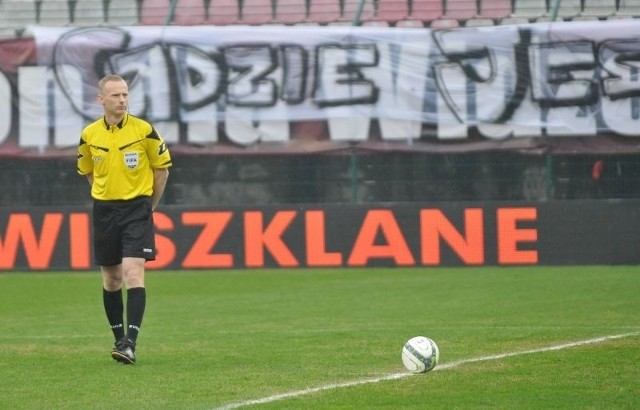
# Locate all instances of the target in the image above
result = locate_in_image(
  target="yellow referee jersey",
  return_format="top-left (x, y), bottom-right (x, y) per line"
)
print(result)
top-left (77, 113), bottom-right (172, 201)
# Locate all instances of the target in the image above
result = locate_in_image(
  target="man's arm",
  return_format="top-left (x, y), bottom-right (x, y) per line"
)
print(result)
top-left (151, 168), bottom-right (170, 210)
top-left (86, 173), bottom-right (94, 186)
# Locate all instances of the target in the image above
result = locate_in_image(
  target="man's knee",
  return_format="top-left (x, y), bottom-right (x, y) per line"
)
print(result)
top-left (101, 265), bottom-right (124, 290)
top-left (123, 258), bottom-right (146, 288)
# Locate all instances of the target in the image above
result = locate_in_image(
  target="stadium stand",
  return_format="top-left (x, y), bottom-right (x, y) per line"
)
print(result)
top-left (371, 0), bottom-right (410, 24)
top-left (465, 17), bottom-right (495, 26)
top-left (39, 0), bottom-right (72, 26)
top-left (362, 19), bottom-right (390, 26)
top-left (511, 0), bottom-right (548, 18)
top-left (580, 0), bottom-right (615, 16)
top-left (430, 17), bottom-right (460, 27)
top-left (73, 0), bottom-right (106, 25)
top-left (140, 0), bottom-right (171, 25)
top-left (616, 0), bottom-right (640, 17)
top-left (239, 0), bottom-right (274, 25)
top-left (140, 0), bottom-right (207, 25)
top-left (3, 0), bottom-right (640, 208)
top-left (343, 0), bottom-right (376, 23)
top-left (442, 0), bottom-right (478, 20)
top-left (173, 0), bottom-right (207, 25)
top-left (0, 28), bottom-right (17, 39)
top-left (207, 0), bottom-right (240, 25)
top-left (305, 0), bottom-right (342, 24)
top-left (549, 0), bottom-right (582, 18)
top-left (409, 0), bottom-right (444, 22)
top-left (478, 0), bottom-right (512, 19)
top-left (395, 18), bottom-right (426, 27)
top-left (498, 15), bottom-right (529, 24)
top-left (0, 1), bottom-right (637, 37)
top-left (0, 0), bottom-right (37, 34)
top-left (571, 15), bottom-right (599, 20)
top-left (36, 0), bottom-right (71, 26)
top-left (272, 0), bottom-right (307, 24)
top-left (106, 0), bottom-right (140, 25)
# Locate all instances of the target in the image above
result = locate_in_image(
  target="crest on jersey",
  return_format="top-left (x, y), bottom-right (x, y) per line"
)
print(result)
top-left (124, 152), bottom-right (139, 169)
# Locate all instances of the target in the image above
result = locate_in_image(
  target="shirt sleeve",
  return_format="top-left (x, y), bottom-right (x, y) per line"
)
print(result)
top-left (145, 127), bottom-right (173, 169)
top-left (77, 133), bottom-right (93, 175)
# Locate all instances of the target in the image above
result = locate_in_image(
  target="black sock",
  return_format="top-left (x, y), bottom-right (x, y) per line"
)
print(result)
top-left (103, 288), bottom-right (125, 342)
top-left (126, 287), bottom-right (146, 343)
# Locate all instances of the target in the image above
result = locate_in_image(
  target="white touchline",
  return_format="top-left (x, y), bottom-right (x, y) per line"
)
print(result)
top-left (212, 331), bottom-right (640, 410)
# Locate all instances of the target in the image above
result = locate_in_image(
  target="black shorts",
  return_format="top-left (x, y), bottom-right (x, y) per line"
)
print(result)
top-left (92, 196), bottom-right (156, 266)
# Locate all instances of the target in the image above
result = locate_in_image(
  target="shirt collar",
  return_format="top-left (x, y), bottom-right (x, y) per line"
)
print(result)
top-left (103, 113), bottom-right (128, 130)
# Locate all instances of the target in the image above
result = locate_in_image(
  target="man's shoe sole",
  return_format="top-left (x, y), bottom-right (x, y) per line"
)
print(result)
top-left (111, 350), bottom-right (135, 364)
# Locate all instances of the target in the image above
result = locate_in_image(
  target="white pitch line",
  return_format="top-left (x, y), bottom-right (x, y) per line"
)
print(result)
top-left (212, 331), bottom-right (640, 410)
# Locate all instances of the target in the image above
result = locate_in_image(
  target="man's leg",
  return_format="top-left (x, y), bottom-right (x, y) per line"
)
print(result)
top-left (101, 265), bottom-right (124, 343)
top-left (111, 257), bottom-right (146, 364)
top-left (123, 256), bottom-right (146, 343)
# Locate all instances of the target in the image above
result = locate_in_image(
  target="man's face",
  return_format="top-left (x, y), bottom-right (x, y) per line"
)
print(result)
top-left (98, 80), bottom-right (128, 116)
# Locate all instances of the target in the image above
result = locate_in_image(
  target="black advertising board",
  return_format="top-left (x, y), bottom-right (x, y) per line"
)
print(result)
top-left (1, 200), bottom-right (638, 271)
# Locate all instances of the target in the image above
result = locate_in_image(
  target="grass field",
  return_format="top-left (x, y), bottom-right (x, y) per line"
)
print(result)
top-left (0, 266), bottom-right (638, 409)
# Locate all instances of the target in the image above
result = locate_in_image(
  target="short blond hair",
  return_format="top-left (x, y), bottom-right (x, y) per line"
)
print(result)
top-left (98, 74), bottom-right (127, 93)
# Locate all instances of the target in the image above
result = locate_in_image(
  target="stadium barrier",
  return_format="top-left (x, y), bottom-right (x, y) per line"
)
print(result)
top-left (1, 199), bottom-right (639, 270)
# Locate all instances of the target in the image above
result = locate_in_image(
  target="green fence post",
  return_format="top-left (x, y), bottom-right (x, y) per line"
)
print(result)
top-left (545, 154), bottom-right (554, 200)
top-left (351, 0), bottom-right (366, 26)
top-left (166, 0), bottom-right (178, 25)
top-left (550, 0), bottom-right (561, 21)
top-left (350, 150), bottom-right (358, 203)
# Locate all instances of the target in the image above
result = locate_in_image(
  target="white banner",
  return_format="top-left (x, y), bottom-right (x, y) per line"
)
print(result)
top-left (3, 21), bottom-right (640, 151)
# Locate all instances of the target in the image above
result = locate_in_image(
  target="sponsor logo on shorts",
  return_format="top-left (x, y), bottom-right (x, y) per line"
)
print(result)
top-left (143, 248), bottom-right (153, 253)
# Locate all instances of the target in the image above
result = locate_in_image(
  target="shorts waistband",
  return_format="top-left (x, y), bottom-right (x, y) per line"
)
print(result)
top-left (93, 196), bottom-right (151, 205)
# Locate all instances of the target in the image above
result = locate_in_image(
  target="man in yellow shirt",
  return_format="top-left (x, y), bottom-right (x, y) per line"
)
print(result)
top-left (77, 74), bottom-right (172, 364)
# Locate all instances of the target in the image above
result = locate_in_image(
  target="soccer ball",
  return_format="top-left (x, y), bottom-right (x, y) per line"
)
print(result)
top-left (401, 336), bottom-right (439, 373)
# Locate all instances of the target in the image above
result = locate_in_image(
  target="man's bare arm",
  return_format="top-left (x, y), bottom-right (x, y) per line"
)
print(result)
top-left (151, 168), bottom-right (169, 210)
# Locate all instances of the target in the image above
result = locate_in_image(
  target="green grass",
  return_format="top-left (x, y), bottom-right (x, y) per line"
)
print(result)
top-left (0, 266), bottom-right (638, 409)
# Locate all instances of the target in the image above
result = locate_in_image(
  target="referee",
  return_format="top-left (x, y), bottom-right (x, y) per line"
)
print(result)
top-left (77, 74), bottom-right (172, 364)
